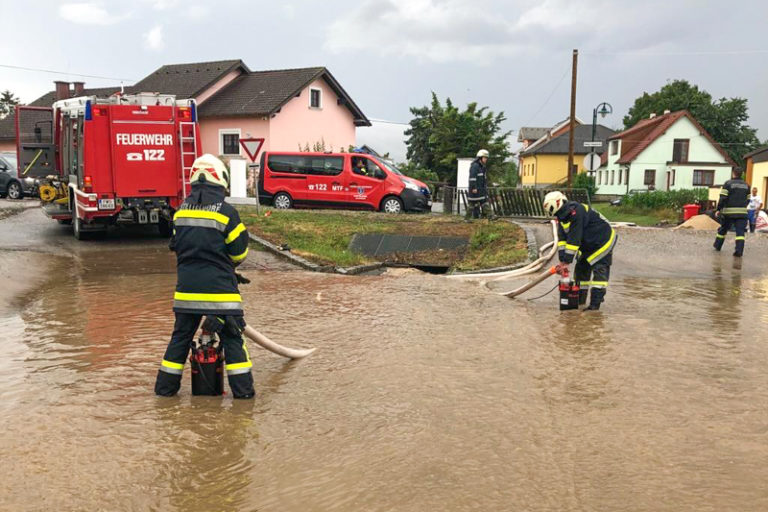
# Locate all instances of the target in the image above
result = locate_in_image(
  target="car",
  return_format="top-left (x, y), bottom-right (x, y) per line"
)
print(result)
top-left (258, 151), bottom-right (432, 213)
top-left (0, 152), bottom-right (37, 200)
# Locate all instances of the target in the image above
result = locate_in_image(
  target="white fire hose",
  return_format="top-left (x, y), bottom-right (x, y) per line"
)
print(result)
top-left (243, 325), bottom-right (316, 359)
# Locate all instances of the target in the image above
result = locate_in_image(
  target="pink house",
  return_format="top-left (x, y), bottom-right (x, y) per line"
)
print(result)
top-left (0, 59), bottom-right (370, 163)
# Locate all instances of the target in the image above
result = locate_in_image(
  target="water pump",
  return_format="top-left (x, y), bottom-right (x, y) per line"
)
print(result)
top-left (557, 265), bottom-right (580, 311)
top-left (189, 330), bottom-right (224, 396)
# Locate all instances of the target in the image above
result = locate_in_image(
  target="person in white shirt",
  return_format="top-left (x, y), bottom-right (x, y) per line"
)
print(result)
top-left (747, 187), bottom-right (763, 233)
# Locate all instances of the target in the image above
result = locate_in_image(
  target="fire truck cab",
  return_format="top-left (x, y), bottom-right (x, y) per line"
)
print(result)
top-left (16, 93), bottom-right (201, 239)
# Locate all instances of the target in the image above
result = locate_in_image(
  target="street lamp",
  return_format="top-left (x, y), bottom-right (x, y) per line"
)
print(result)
top-left (588, 102), bottom-right (613, 178)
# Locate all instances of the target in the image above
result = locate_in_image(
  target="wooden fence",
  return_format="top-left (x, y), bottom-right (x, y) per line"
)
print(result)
top-left (441, 187), bottom-right (591, 218)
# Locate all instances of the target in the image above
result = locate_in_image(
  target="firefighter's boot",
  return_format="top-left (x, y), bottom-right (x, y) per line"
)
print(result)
top-left (587, 288), bottom-right (606, 311)
top-left (578, 288), bottom-right (589, 306)
top-left (155, 369), bottom-right (182, 396)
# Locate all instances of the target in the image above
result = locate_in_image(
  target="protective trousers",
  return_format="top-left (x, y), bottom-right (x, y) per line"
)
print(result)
top-left (155, 313), bottom-right (255, 398)
top-left (714, 217), bottom-right (747, 256)
top-left (469, 201), bottom-right (488, 219)
top-left (575, 252), bottom-right (612, 307)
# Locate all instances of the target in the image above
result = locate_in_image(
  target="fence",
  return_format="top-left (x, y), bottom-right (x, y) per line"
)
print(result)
top-left (441, 187), bottom-right (591, 218)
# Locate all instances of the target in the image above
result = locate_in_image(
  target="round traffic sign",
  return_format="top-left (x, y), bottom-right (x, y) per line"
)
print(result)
top-left (583, 152), bottom-right (601, 171)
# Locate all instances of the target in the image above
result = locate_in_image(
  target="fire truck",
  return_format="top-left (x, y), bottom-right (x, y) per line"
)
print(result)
top-left (15, 93), bottom-right (201, 239)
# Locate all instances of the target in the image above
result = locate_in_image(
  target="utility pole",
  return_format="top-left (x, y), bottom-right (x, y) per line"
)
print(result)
top-left (567, 49), bottom-right (578, 188)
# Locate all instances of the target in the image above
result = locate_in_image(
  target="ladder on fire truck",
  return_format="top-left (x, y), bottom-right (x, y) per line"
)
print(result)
top-left (179, 121), bottom-right (198, 198)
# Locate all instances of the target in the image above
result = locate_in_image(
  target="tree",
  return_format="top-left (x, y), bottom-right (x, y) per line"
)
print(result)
top-left (405, 93), bottom-right (512, 183)
top-left (0, 90), bottom-right (19, 119)
top-left (623, 80), bottom-right (759, 164)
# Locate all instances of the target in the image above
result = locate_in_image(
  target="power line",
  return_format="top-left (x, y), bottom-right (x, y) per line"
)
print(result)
top-left (582, 49), bottom-right (768, 56)
top-left (368, 118), bottom-right (409, 125)
top-left (0, 63), bottom-right (135, 82)
top-left (521, 66), bottom-right (570, 127)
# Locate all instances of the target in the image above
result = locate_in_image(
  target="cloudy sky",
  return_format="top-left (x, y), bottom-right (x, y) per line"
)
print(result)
top-left (2, 0), bottom-right (767, 161)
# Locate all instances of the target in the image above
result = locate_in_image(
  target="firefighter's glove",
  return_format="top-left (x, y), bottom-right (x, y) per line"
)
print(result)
top-left (555, 263), bottom-right (570, 277)
top-left (235, 272), bottom-right (251, 285)
top-left (202, 316), bottom-right (226, 334)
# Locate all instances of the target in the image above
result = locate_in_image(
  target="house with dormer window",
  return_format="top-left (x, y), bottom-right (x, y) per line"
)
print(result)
top-left (596, 110), bottom-right (735, 195)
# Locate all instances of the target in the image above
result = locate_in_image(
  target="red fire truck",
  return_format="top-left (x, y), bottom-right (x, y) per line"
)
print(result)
top-left (16, 93), bottom-right (201, 239)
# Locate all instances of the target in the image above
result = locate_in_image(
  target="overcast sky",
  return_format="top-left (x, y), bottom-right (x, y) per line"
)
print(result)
top-left (2, 0), bottom-right (766, 161)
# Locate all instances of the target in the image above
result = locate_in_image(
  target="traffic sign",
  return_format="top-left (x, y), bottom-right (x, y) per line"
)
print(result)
top-left (583, 141), bottom-right (603, 147)
top-left (239, 138), bottom-right (265, 162)
top-left (583, 152), bottom-right (601, 171)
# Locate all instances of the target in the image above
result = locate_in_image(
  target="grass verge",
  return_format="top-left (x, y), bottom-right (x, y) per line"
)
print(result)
top-left (238, 208), bottom-right (528, 271)
top-left (592, 202), bottom-right (679, 227)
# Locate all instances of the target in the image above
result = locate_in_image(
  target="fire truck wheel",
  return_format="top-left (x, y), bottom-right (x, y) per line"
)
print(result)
top-left (73, 217), bottom-right (86, 240)
top-left (57, 219), bottom-right (72, 225)
top-left (273, 192), bottom-right (293, 209)
top-left (158, 218), bottom-right (172, 237)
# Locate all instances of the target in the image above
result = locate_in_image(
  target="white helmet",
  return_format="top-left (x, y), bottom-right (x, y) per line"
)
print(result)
top-left (543, 191), bottom-right (567, 217)
top-left (189, 154), bottom-right (230, 189)
top-left (476, 149), bottom-right (489, 158)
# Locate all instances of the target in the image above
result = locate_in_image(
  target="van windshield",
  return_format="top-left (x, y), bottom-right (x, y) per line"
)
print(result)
top-left (375, 158), bottom-right (403, 176)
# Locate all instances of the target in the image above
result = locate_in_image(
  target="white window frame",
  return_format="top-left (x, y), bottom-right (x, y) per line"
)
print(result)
top-left (309, 87), bottom-right (322, 109)
top-left (218, 128), bottom-right (242, 156)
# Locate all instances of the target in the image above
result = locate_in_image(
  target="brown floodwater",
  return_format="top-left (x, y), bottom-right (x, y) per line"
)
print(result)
top-left (2, 224), bottom-right (768, 511)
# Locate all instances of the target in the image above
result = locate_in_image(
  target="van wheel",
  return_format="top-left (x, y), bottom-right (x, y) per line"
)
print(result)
top-left (273, 192), bottom-right (293, 209)
top-left (381, 196), bottom-right (404, 214)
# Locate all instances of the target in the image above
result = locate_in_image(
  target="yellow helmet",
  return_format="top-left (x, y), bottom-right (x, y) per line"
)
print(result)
top-left (189, 154), bottom-right (230, 188)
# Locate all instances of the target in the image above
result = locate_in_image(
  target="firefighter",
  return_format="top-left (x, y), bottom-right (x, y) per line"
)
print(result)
top-left (468, 149), bottom-right (489, 219)
top-left (543, 191), bottom-right (617, 311)
top-left (155, 154), bottom-right (254, 398)
top-left (714, 168), bottom-right (750, 257)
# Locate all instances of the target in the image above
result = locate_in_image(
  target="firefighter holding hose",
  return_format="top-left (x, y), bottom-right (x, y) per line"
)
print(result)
top-left (543, 191), bottom-right (617, 311)
top-left (155, 154), bottom-right (255, 399)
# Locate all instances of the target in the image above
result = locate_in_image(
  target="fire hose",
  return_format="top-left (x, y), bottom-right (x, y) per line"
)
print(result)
top-left (243, 325), bottom-right (316, 359)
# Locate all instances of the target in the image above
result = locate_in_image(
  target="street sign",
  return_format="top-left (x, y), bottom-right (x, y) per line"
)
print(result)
top-left (239, 138), bottom-right (265, 162)
top-left (583, 152), bottom-right (601, 171)
top-left (583, 141), bottom-right (603, 147)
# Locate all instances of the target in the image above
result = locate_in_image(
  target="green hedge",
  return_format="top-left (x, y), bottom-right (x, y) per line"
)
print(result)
top-left (622, 189), bottom-right (708, 210)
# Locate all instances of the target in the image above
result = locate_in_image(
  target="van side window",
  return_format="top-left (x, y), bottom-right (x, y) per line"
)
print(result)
top-left (365, 159), bottom-right (387, 179)
top-left (268, 155), bottom-right (343, 176)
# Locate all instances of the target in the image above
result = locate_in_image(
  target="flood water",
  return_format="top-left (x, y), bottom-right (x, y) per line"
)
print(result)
top-left (2, 220), bottom-right (768, 511)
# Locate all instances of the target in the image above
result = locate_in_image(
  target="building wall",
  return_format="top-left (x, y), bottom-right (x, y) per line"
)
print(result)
top-left (198, 117), bottom-right (270, 158)
top-left (598, 116), bottom-right (731, 195)
top-left (751, 161), bottom-right (768, 206)
top-left (0, 141), bottom-right (15, 152)
top-left (268, 78), bottom-right (356, 152)
top-left (520, 153), bottom-right (585, 187)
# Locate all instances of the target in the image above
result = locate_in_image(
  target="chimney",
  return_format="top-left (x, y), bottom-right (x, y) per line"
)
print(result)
top-left (73, 81), bottom-right (85, 96)
top-left (649, 112), bottom-right (657, 119)
top-left (663, 109), bottom-right (671, 115)
top-left (54, 81), bottom-right (70, 100)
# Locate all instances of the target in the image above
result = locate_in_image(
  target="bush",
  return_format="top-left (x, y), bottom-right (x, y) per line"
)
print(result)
top-left (622, 189), bottom-right (708, 210)
top-left (573, 172), bottom-right (597, 199)
top-left (398, 162), bottom-right (440, 183)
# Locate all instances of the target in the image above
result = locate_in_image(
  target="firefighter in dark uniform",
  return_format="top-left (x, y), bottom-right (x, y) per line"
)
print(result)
top-left (468, 149), bottom-right (489, 219)
top-left (543, 191), bottom-right (617, 310)
top-left (155, 154), bottom-right (254, 398)
top-left (713, 168), bottom-right (750, 257)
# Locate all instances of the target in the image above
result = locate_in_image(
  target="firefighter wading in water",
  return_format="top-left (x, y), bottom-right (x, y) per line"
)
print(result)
top-left (714, 167), bottom-right (750, 257)
top-left (543, 191), bottom-right (617, 310)
top-left (155, 154), bottom-right (254, 398)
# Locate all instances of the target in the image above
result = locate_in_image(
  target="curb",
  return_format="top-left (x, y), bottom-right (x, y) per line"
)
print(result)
top-left (446, 220), bottom-right (539, 276)
top-left (247, 233), bottom-right (333, 272)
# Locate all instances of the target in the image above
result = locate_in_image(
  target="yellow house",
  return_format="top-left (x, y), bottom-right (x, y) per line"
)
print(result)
top-left (745, 146), bottom-right (768, 205)
top-left (520, 124), bottom-right (614, 187)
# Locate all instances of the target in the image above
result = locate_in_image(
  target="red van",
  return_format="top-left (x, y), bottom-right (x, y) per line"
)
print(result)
top-left (258, 152), bottom-right (431, 213)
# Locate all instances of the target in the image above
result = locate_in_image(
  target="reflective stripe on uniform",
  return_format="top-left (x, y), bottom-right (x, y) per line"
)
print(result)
top-left (557, 241), bottom-right (567, 247)
top-left (722, 207), bottom-right (747, 215)
top-left (582, 280), bottom-right (608, 288)
top-left (735, 236), bottom-right (745, 241)
top-left (565, 243), bottom-right (579, 252)
top-left (174, 209), bottom-right (230, 230)
top-left (716, 234), bottom-right (725, 239)
top-left (173, 291), bottom-right (242, 311)
top-left (225, 361), bottom-right (253, 375)
top-left (720, 189), bottom-right (729, 196)
top-left (174, 217), bottom-right (227, 231)
top-left (229, 247), bottom-right (249, 263)
top-left (225, 223), bottom-right (246, 244)
top-left (561, 221), bottom-right (571, 231)
top-left (160, 359), bottom-right (184, 375)
top-left (586, 228), bottom-right (616, 265)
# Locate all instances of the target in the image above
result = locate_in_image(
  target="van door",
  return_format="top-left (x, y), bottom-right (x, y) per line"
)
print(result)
top-left (304, 155), bottom-right (346, 206)
top-left (348, 156), bottom-right (389, 209)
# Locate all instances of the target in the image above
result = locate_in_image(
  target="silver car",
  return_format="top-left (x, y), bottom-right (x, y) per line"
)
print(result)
top-left (0, 152), bottom-right (37, 199)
